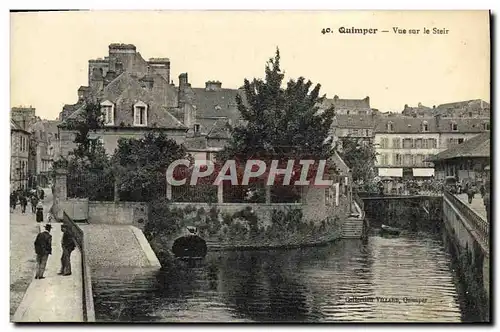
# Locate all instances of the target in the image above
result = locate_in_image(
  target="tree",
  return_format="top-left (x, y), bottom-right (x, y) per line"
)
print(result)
top-left (337, 137), bottom-right (377, 183)
top-left (219, 49), bottom-right (335, 163)
top-left (52, 99), bottom-right (114, 200)
top-left (112, 131), bottom-right (188, 202)
top-left (217, 49), bottom-right (336, 188)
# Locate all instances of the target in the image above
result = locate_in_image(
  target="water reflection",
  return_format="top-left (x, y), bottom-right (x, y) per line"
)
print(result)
top-left (92, 233), bottom-right (466, 322)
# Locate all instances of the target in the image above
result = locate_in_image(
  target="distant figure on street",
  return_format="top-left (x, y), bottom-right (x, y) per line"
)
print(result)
top-left (39, 189), bottom-right (45, 200)
top-left (480, 183), bottom-right (486, 198)
top-left (483, 182), bottom-right (490, 224)
top-left (31, 195), bottom-right (39, 214)
top-left (36, 201), bottom-right (44, 223)
top-left (19, 195), bottom-right (28, 214)
top-left (34, 224), bottom-right (52, 279)
top-left (466, 182), bottom-right (476, 204)
top-left (10, 192), bottom-right (17, 212)
top-left (59, 225), bottom-right (76, 276)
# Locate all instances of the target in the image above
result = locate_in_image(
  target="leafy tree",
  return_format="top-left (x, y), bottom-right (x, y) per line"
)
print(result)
top-left (218, 49), bottom-right (335, 164)
top-left (52, 99), bottom-right (113, 200)
top-left (337, 137), bottom-right (377, 183)
top-left (112, 131), bottom-right (188, 202)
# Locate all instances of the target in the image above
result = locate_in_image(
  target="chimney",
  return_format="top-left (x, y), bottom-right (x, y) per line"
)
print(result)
top-left (205, 80), bottom-right (222, 91)
top-left (179, 73), bottom-right (189, 88)
top-left (148, 58), bottom-right (170, 83)
top-left (90, 67), bottom-right (104, 91)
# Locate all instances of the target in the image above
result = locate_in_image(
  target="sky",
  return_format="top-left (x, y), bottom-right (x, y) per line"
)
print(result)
top-left (10, 10), bottom-right (490, 120)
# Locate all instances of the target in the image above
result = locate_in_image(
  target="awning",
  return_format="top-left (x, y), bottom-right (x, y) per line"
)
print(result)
top-left (412, 168), bottom-right (435, 177)
top-left (378, 168), bottom-right (403, 177)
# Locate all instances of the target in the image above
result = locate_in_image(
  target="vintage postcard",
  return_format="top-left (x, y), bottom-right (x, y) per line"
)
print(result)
top-left (9, 10), bottom-right (491, 323)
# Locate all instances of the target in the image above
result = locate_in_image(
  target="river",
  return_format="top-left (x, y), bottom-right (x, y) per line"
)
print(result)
top-left (91, 231), bottom-right (474, 322)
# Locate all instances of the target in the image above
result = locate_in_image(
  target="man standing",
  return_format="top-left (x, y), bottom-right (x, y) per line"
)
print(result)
top-left (58, 225), bottom-right (76, 276)
top-left (483, 181), bottom-right (490, 224)
top-left (19, 195), bottom-right (27, 214)
top-left (34, 224), bottom-right (52, 279)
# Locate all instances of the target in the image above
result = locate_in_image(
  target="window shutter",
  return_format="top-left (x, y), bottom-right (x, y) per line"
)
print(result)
top-left (134, 107), bottom-right (140, 125)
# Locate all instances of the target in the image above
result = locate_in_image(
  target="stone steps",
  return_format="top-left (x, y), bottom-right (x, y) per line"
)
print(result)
top-left (340, 218), bottom-right (364, 239)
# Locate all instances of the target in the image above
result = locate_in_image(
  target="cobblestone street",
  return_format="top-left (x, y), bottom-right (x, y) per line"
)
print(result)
top-left (10, 204), bottom-right (40, 318)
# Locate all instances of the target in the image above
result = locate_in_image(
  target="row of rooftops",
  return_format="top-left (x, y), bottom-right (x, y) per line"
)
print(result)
top-left (333, 113), bottom-right (490, 134)
top-left (429, 132), bottom-right (490, 161)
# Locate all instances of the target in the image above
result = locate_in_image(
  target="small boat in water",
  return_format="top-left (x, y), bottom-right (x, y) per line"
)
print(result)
top-left (380, 224), bottom-right (401, 236)
top-left (172, 226), bottom-right (208, 259)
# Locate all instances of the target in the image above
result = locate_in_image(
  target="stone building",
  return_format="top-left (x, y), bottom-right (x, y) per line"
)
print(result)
top-left (10, 119), bottom-right (31, 191)
top-left (331, 114), bottom-right (376, 149)
top-left (373, 115), bottom-right (489, 180)
top-left (30, 120), bottom-right (59, 187)
top-left (58, 43), bottom-right (242, 160)
top-left (429, 131), bottom-right (490, 183)
top-left (401, 99), bottom-right (490, 118)
top-left (320, 95), bottom-right (372, 115)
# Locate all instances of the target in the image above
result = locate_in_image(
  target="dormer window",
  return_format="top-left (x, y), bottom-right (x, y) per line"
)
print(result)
top-left (387, 121), bottom-right (394, 132)
top-left (451, 121), bottom-right (458, 132)
top-left (483, 122), bottom-right (490, 131)
top-left (422, 121), bottom-right (429, 132)
top-left (100, 100), bottom-right (114, 126)
top-left (194, 123), bottom-right (200, 134)
top-left (134, 101), bottom-right (148, 127)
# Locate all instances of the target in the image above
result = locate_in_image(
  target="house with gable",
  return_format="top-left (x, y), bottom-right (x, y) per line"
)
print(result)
top-left (58, 44), bottom-right (242, 160)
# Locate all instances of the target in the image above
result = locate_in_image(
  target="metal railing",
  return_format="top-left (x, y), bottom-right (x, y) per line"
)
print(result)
top-left (444, 190), bottom-right (489, 249)
top-left (62, 212), bottom-right (95, 322)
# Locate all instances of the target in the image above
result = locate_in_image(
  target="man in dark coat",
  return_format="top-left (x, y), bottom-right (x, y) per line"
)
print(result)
top-left (34, 224), bottom-right (52, 279)
top-left (19, 195), bottom-right (27, 214)
top-left (58, 225), bottom-right (76, 276)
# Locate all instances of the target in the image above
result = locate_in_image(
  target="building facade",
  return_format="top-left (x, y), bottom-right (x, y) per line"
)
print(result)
top-left (58, 43), bottom-right (243, 160)
top-left (430, 132), bottom-right (490, 183)
top-left (374, 116), bottom-right (489, 180)
top-left (10, 120), bottom-right (31, 191)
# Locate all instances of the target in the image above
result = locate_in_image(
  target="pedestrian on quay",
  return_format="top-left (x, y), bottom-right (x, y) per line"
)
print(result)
top-left (34, 224), bottom-right (52, 279)
top-left (39, 189), bottom-right (45, 200)
top-left (58, 225), bottom-right (76, 276)
top-left (480, 183), bottom-right (486, 198)
top-left (36, 201), bottom-right (44, 223)
top-left (483, 182), bottom-right (490, 224)
top-left (19, 195), bottom-right (28, 214)
top-left (10, 192), bottom-right (17, 213)
top-left (466, 182), bottom-right (476, 204)
top-left (30, 195), bottom-right (39, 214)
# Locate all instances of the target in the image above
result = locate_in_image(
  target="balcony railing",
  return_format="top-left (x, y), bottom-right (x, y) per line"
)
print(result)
top-left (62, 212), bottom-right (95, 322)
top-left (444, 190), bottom-right (489, 250)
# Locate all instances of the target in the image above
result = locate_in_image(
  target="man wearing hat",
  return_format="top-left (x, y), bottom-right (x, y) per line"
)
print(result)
top-left (33, 224), bottom-right (52, 279)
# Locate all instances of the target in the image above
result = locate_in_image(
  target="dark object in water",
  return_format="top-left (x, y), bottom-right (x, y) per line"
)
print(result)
top-left (172, 235), bottom-right (207, 259)
top-left (380, 224), bottom-right (401, 236)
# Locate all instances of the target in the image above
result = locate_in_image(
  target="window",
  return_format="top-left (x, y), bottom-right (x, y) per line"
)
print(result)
top-left (428, 138), bottom-right (437, 148)
top-left (415, 138), bottom-right (423, 149)
top-left (194, 124), bottom-right (200, 134)
top-left (325, 187), bottom-right (335, 206)
top-left (392, 138), bottom-right (401, 149)
top-left (484, 122), bottom-right (490, 131)
top-left (422, 121), bottom-right (429, 132)
top-left (458, 138), bottom-right (464, 144)
top-left (380, 137), bottom-right (389, 148)
top-left (394, 153), bottom-right (402, 166)
top-left (403, 154), bottom-right (413, 166)
top-left (387, 121), bottom-right (394, 132)
top-left (451, 122), bottom-right (458, 131)
top-left (346, 110), bottom-right (350, 115)
top-left (403, 138), bottom-right (413, 149)
top-left (133, 101), bottom-right (148, 126)
top-left (100, 100), bottom-right (114, 126)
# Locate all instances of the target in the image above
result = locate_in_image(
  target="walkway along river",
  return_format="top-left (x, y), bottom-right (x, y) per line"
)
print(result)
top-left (90, 227), bottom-right (477, 322)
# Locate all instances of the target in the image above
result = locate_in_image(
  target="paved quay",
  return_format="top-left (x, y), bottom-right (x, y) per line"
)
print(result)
top-left (12, 189), bottom-right (84, 322)
top-left (456, 193), bottom-right (488, 221)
